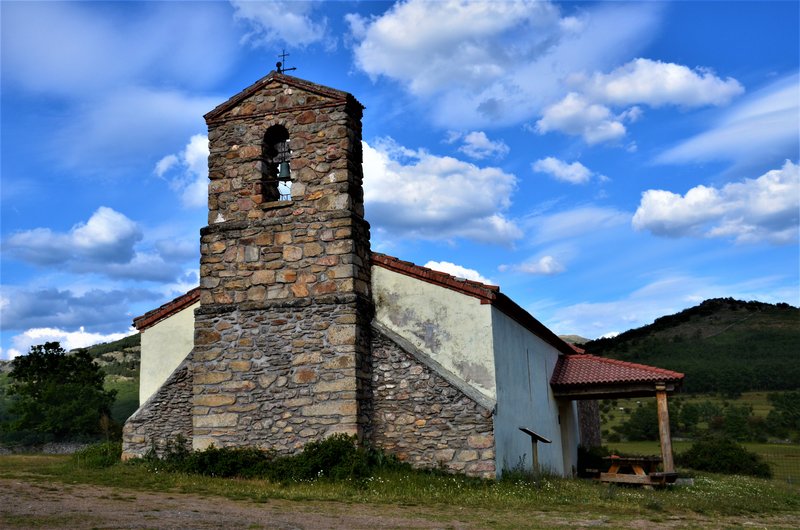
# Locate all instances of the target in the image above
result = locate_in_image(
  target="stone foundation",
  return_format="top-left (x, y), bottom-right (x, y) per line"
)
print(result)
top-left (122, 355), bottom-right (193, 459)
top-left (367, 328), bottom-right (496, 479)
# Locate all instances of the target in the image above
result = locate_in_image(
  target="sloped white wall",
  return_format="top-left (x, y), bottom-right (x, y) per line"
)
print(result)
top-left (139, 302), bottom-right (198, 404)
top-left (371, 266), bottom-right (496, 400)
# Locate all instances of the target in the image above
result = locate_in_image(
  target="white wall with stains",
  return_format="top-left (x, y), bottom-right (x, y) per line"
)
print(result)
top-left (139, 302), bottom-right (198, 404)
top-left (371, 266), bottom-right (497, 400)
top-left (491, 306), bottom-right (576, 477)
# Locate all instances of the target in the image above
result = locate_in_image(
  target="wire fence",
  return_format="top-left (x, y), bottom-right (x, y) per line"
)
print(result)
top-left (759, 447), bottom-right (800, 486)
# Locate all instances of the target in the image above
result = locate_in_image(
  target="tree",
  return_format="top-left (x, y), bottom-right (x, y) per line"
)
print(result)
top-left (767, 391), bottom-right (800, 441)
top-left (5, 342), bottom-right (116, 440)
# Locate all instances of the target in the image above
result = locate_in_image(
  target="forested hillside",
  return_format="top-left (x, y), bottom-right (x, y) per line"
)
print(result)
top-left (583, 298), bottom-right (800, 396)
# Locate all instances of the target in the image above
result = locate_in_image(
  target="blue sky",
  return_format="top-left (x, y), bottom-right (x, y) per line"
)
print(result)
top-left (1, 1), bottom-right (798, 359)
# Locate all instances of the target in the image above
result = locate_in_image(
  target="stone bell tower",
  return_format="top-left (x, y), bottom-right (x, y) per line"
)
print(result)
top-left (192, 72), bottom-right (372, 453)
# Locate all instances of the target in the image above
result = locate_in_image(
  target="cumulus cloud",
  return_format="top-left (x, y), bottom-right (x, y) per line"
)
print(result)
top-left (363, 138), bottom-right (521, 244)
top-left (4, 207), bottom-right (141, 265)
top-left (2, 208), bottom-right (186, 281)
top-left (155, 134), bottom-right (209, 208)
top-left (348, 1), bottom-right (662, 127)
top-left (633, 160), bottom-right (799, 245)
top-left (576, 58), bottom-right (744, 108)
top-left (423, 261), bottom-right (493, 284)
top-left (232, 0), bottom-right (330, 48)
top-left (534, 59), bottom-right (742, 144)
top-left (657, 73), bottom-right (799, 166)
top-left (3, 327), bottom-right (137, 361)
top-left (532, 157), bottom-right (602, 184)
top-left (535, 92), bottom-right (628, 144)
top-left (448, 131), bottom-right (510, 160)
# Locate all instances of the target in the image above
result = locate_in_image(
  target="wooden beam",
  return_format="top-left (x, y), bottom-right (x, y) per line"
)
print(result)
top-left (655, 384), bottom-right (674, 473)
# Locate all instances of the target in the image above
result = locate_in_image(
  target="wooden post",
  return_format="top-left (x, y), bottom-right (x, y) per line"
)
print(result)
top-left (532, 439), bottom-right (539, 474)
top-left (655, 383), bottom-right (674, 473)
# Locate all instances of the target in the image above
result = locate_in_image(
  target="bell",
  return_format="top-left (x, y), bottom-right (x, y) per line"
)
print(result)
top-left (278, 161), bottom-right (291, 179)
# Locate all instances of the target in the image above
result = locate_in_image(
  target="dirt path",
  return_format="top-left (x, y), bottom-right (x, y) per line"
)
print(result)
top-left (2, 477), bottom-right (799, 529)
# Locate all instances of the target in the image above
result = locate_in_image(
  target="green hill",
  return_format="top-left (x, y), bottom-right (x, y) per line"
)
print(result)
top-left (583, 298), bottom-right (800, 396)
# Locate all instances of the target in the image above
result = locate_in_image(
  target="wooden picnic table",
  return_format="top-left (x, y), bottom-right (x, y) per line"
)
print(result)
top-left (599, 455), bottom-right (678, 486)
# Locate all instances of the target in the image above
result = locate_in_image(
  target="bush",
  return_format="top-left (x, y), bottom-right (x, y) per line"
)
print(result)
top-left (576, 445), bottom-right (610, 478)
top-left (72, 441), bottom-right (122, 468)
top-left (677, 437), bottom-right (772, 478)
top-left (131, 434), bottom-right (410, 483)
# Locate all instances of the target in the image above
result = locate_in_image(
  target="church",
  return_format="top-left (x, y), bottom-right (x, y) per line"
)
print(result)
top-left (122, 72), bottom-right (683, 479)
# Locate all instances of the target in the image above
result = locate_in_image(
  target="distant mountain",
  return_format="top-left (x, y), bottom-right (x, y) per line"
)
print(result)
top-left (559, 334), bottom-right (590, 346)
top-left (583, 298), bottom-right (800, 396)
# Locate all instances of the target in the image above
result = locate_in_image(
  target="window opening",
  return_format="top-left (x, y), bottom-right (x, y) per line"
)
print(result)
top-left (262, 125), bottom-right (292, 201)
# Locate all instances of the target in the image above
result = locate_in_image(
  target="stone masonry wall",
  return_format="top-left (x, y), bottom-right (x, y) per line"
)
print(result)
top-left (367, 329), bottom-right (496, 479)
top-left (192, 294), bottom-right (373, 452)
top-left (122, 355), bottom-right (193, 459)
top-left (577, 400), bottom-right (602, 448)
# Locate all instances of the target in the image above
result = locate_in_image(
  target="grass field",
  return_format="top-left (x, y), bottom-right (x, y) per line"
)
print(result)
top-left (608, 440), bottom-right (800, 484)
top-left (104, 377), bottom-right (139, 425)
top-left (0, 453), bottom-right (798, 526)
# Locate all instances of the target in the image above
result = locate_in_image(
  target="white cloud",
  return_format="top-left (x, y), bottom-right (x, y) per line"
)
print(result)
top-left (232, 0), bottom-right (329, 48)
top-left (633, 160), bottom-right (799, 245)
top-left (4, 327), bottom-right (137, 360)
top-left (657, 73), bottom-right (799, 165)
top-left (535, 93), bottom-right (628, 144)
top-left (155, 134), bottom-right (210, 208)
top-left (512, 255), bottom-right (566, 275)
top-left (450, 131), bottom-right (510, 160)
top-left (5, 207), bottom-right (141, 265)
top-left (2, 207), bottom-right (187, 281)
top-left (363, 138), bottom-right (521, 244)
top-left (534, 58), bottom-right (744, 144)
top-left (532, 157), bottom-right (597, 184)
top-left (424, 261), bottom-right (493, 285)
top-left (348, 1), bottom-right (663, 128)
top-left (577, 58), bottom-right (744, 108)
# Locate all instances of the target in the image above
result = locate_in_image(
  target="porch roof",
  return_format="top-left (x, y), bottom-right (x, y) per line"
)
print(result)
top-left (550, 354), bottom-right (684, 399)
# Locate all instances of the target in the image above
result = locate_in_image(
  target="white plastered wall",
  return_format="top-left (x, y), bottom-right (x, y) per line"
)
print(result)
top-left (371, 266), bottom-right (496, 400)
top-left (491, 306), bottom-right (578, 477)
top-left (138, 302), bottom-right (199, 404)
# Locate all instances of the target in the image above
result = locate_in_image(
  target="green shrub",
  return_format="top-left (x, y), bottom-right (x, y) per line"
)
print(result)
top-left (576, 445), bottom-right (610, 478)
top-left (72, 441), bottom-right (122, 468)
top-left (677, 437), bottom-right (772, 478)
top-left (130, 434), bottom-right (409, 483)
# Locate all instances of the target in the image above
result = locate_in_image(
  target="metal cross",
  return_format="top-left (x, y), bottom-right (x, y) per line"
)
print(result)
top-left (276, 49), bottom-right (297, 74)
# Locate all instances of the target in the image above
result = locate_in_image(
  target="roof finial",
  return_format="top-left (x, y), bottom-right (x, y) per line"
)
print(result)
top-left (276, 49), bottom-right (297, 75)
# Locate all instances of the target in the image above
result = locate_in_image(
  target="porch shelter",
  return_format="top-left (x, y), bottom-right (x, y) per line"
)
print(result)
top-left (550, 354), bottom-right (684, 478)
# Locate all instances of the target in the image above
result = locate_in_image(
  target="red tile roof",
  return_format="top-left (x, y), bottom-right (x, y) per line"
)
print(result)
top-left (133, 288), bottom-right (200, 331)
top-left (550, 354), bottom-right (684, 388)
